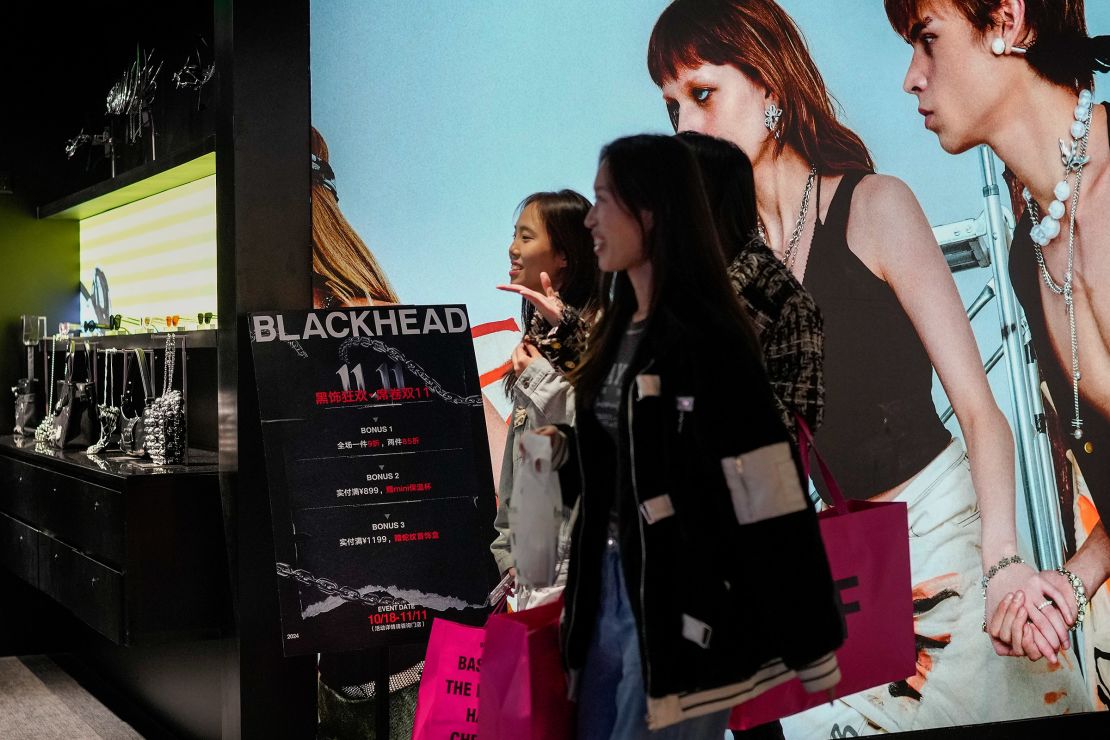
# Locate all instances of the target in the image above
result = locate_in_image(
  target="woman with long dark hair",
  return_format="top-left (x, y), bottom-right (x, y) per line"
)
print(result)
top-left (885, 0), bottom-right (1110, 676)
top-left (489, 189), bottom-right (599, 607)
top-left (678, 131), bottom-right (825, 444)
top-left (543, 134), bottom-right (843, 739)
top-left (649, 0), bottom-right (1087, 733)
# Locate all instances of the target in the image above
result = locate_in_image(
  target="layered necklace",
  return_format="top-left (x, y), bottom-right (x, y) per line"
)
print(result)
top-left (1023, 88), bottom-right (1095, 440)
top-left (758, 164), bottom-right (817, 271)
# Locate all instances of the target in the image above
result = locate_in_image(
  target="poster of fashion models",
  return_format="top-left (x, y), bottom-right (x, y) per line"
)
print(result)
top-left (310, 0), bottom-right (1110, 734)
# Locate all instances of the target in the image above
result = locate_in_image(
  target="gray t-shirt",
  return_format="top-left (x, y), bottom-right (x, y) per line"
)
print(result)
top-left (594, 320), bottom-right (646, 445)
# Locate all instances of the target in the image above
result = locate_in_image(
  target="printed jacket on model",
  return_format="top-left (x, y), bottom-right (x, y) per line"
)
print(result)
top-left (557, 309), bottom-right (844, 730)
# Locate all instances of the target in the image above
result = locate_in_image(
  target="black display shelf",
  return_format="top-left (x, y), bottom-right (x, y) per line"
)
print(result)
top-left (1, 436), bottom-right (217, 484)
top-left (47, 329), bottom-right (219, 351)
top-left (37, 136), bottom-right (216, 220)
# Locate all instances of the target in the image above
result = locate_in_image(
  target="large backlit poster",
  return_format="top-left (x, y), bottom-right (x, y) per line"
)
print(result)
top-left (310, 0), bottom-right (1110, 734)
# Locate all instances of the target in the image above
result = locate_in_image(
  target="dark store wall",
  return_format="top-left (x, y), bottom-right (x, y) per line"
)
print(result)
top-left (0, 195), bottom-right (78, 432)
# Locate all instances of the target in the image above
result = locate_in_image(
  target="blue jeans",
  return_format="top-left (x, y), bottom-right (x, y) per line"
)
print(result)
top-left (577, 540), bottom-right (730, 740)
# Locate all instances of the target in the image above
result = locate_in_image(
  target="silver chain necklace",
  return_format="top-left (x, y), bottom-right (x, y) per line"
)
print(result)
top-left (758, 164), bottom-right (817, 270)
top-left (1023, 90), bottom-right (1094, 440)
top-left (34, 337), bottom-right (59, 445)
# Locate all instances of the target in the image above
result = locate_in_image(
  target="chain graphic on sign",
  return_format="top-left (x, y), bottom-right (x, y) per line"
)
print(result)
top-left (276, 562), bottom-right (409, 608)
top-left (338, 337), bottom-right (481, 407)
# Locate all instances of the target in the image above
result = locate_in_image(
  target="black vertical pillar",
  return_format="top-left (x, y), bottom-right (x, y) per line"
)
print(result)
top-left (214, 0), bottom-right (316, 736)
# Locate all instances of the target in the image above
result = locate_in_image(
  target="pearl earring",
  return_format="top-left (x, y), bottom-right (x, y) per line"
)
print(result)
top-left (991, 37), bottom-right (1006, 55)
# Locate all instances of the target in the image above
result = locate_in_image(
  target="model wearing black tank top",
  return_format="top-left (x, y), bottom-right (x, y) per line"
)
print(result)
top-left (803, 171), bottom-right (952, 500)
top-left (664, 62), bottom-right (1061, 732)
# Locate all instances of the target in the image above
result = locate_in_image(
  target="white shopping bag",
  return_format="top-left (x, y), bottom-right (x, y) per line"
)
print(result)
top-left (507, 431), bottom-right (563, 589)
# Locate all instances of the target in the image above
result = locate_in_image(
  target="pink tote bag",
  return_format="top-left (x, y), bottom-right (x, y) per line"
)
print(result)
top-left (411, 618), bottom-right (486, 739)
top-left (478, 598), bottom-right (574, 739)
top-left (730, 417), bottom-right (916, 729)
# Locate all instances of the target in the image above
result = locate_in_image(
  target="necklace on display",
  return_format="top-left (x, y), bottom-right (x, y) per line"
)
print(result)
top-left (34, 336), bottom-right (58, 445)
top-left (1023, 88), bottom-right (1095, 440)
top-left (757, 164), bottom-right (817, 270)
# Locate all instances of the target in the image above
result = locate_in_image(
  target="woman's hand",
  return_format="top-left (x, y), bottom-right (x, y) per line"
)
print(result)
top-left (984, 564), bottom-right (1073, 660)
top-left (498, 271), bottom-right (565, 326)
top-left (511, 341), bottom-right (542, 376)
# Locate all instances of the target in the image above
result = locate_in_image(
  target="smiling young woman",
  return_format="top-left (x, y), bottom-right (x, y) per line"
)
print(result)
top-left (547, 134), bottom-right (844, 739)
top-left (488, 190), bottom-right (599, 608)
top-left (649, 0), bottom-right (1088, 734)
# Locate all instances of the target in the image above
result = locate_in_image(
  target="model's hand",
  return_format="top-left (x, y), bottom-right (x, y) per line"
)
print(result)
top-left (498, 271), bottom-right (564, 326)
top-left (511, 341), bottom-right (542, 376)
top-left (1037, 569), bottom-right (1079, 626)
top-left (985, 564), bottom-right (1071, 659)
top-left (987, 590), bottom-right (1029, 657)
top-left (986, 590), bottom-right (1063, 664)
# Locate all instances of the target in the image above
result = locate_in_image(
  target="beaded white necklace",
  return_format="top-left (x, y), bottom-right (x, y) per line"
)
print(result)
top-left (1022, 88), bottom-right (1094, 440)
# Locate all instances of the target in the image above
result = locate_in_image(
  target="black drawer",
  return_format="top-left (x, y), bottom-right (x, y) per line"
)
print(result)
top-left (0, 454), bottom-right (39, 523)
top-left (33, 469), bottom-right (124, 565)
top-left (0, 511), bottom-right (39, 585)
top-left (39, 537), bottom-right (124, 644)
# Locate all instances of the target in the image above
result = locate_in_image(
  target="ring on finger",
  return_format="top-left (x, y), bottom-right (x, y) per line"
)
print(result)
top-left (1035, 599), bottom-right (1054, 611)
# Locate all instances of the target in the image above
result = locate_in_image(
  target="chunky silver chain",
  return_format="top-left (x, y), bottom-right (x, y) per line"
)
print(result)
top-left (1025, 122), bottom-right (1089, 439)
top-left (162, 332), bottom-right (176, 397)
top-left (339, 337), bottom-right (482, 407)
top-left (34, 337), bottom-right (59, 444)
top-left (275, 561), bottom-right (409, 608)
top-left (757, 164), bottom-right (817, 270)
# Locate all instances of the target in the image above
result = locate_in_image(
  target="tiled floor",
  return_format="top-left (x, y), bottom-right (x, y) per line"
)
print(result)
top-left (0, 656), bottom-right (141, 739)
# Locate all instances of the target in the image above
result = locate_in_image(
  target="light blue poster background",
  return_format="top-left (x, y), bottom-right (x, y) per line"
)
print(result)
top-left (310, 2), bottom-right (1110, 547)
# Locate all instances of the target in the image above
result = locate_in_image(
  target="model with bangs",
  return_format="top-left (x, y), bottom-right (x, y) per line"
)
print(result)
top-left (649, 0), bottom-right (1087, 734)
top-left (886, 0), bottom-right (1110, 693)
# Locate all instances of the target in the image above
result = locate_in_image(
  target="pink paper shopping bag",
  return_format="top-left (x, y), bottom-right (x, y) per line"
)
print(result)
top-left (412, 618), bottom-right (485, 739)
top-left (478, 598), bottom-right (574, 740)
top-left (730, 418), bottom-right (916, 730)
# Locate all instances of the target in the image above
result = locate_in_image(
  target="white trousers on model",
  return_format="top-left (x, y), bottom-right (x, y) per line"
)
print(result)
top-left (783, 439), bottom-right (1090, 737)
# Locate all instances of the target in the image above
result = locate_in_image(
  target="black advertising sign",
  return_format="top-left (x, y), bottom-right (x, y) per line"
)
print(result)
top-left (249, 306), bottom-right (499, 656)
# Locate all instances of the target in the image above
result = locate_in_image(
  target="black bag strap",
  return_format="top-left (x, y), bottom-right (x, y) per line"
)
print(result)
top-left (121, 350), bottom-right (132, 401)
top-left (62, 341), bottom-right (77, 384)
top-left (84, 342), bottom-right (98, 386)
top-left (135, 349), bottom-right (153, 400)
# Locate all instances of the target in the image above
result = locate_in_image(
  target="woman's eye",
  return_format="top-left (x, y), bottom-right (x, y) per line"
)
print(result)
top-left (666, 101), bottom-right (680, 131)
top-left (693, 88), bottom-right (711, 103)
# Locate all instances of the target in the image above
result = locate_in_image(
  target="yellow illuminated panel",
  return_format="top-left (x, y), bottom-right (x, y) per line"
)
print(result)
top-left (79, 175), bottom-right (217, 325)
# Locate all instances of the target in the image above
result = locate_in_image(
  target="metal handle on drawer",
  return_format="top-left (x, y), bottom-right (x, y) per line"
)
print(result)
top-left (93, 501), bottom-right (99, 510)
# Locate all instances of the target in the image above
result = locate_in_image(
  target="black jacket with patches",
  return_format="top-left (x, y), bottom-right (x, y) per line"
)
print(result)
top-left (558, 309), bottom-right (844, 730)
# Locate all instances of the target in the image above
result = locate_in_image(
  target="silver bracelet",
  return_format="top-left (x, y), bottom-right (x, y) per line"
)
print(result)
top-left (980, 554), bottom-right (1024, 597)
top-left (1056, 567), bottom-right (1089, 627)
